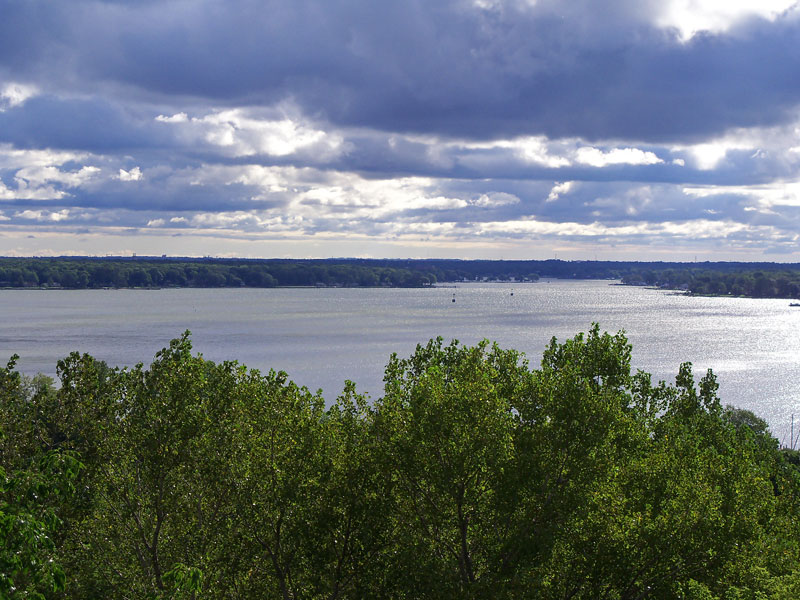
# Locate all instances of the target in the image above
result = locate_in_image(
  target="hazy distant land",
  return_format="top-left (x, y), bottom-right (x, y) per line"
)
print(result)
top-left (2, 257), bottom-right (800, 299)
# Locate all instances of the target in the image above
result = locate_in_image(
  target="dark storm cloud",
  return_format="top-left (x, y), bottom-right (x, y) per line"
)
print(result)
top-left (3, 0), bottom-right (800, 142)
top-left (0, 182), bottom-right (277, 220)
top-left (2, 0), bottom-right (800, 258)
top-left (75, 183), bottom-right (278, 213)
top-left (418, 179), bottom-right (756, 227)
top-left (0, 96), bottom-right (168, 151)
top-left (0, 92), bottom-right (788, 191)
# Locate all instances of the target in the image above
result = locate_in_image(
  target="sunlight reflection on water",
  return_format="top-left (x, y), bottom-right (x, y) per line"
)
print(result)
top-left (2, 281), bottom-right (799, 442)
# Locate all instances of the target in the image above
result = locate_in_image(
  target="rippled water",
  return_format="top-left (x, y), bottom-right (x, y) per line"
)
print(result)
top-left (2, 280), bottom-right (799, 442)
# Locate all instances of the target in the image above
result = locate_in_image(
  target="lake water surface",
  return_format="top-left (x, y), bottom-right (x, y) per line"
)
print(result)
top-left (2, 280), bottom-right (799, 443)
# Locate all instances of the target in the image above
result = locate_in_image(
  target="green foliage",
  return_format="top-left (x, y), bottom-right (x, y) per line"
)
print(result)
top-left (3, 326), bottom-right (800, 598)
top-left (1, 356), bottom-right (82, 599)
top-left (376, 337), bottom-right (526, 597)
top-left (163, 563), bottom-right (203, 598)
top-left (0, 451), bottom-right (80, 599)
top-left (0, 258), bottom-right (440, 289)
top-left (621, 267), bottom-right (800, 299)
top-left (7, 257), bottom-right (800, 292)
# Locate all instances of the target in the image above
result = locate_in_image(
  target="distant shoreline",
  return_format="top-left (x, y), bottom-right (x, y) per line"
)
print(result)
top-left (3, 257), bottom-right (800, 299)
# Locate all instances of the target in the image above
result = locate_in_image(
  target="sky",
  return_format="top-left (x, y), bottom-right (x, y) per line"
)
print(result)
top-left (2, 0), bottom-right (800, 260)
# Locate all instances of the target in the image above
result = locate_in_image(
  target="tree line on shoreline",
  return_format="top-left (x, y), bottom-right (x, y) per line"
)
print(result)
top-left (3, 257), bottom-right (800, 298)
top-left (0, 258), bottom-right (442, 289)
top-left (3, 326), bottom-right (800, 598)
top-left (621, 268), bottom-right (800, 298)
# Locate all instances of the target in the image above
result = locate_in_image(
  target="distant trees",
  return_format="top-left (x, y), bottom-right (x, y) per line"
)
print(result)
top-left (6, 257), bottom-right (800, 294)
top-left (622, 268), bottom-right (800, 299)
top-left (3, 327), bottom-right (800, 597)
top-left (0, 259), bottom-right (444, 289)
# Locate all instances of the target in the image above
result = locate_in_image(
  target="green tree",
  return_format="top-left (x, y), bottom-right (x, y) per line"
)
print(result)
top-left (226, 371), bottom-right (393, 599)
top-left (1, 356), bottom-right (82, 599)
top-left (55, 334), bottom-right (243, 597)
top-left (375, 337), bottom-right (529, 597)
top-left (3, 327), bottom-right (800, 598)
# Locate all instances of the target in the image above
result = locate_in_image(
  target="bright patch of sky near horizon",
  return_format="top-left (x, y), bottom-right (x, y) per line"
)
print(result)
top-left (2, 0), bottom-right (800, 260)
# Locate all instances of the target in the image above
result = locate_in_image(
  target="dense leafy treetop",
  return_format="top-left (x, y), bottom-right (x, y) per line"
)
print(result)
top-left (1, 357), bottom-right (82, 599)
top-left (2, 327), bottom-right (800, 598)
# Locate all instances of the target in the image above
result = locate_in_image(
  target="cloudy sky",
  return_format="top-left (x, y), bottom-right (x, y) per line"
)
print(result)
top-left (2, 0), bottom-right (800, 260)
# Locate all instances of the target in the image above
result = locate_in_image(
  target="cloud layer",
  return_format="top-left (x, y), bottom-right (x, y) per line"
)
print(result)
top-left (2, 0), bottom-right (800, 259)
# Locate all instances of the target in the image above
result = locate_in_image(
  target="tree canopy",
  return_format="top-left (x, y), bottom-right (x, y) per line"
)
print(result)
top-left (2, 327), bottom-right (800, 598)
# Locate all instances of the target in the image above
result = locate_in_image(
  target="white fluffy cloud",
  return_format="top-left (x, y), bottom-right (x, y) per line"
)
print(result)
top-left (575, 147), bottom-right (663, 168)
top-left (14, 209), bottom-right (72, 222)
top-left (156, 109), bottom-right (345, 159)
top-left (0, 82), bottom-right (38, 111)
top-left (0, 146), bottom-right (100, 200)
top-left (0, 166), bottom-right (99, 200)
top-left (155, 112), bottom-right (189, 123)
top-left (476, 216), bottom-right (753, 240)
top-left (655, 0), bottom-right (797, 40)
top-left (15, 165), bottom-right (99, 188)
top-left (118, 167), bottom-right (143, 181)
top-left (463, 137), bottom-right (572, 168)
top-left (547, 181), bottom-right (574, 202)
top-left (0, 145), bottom-right (87, 170)
top-left (473, 192), bottom-right (520, 207)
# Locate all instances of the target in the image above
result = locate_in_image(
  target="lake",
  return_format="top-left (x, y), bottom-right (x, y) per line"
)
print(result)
top-left (2, 280), bottom-right (799, 443)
